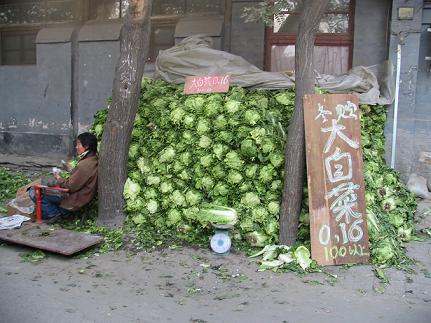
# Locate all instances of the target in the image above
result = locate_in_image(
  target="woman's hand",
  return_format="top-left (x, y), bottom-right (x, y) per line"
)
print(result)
top-left (62, 160), bottom-right (72, 172)
top-left (54, 173), bottom-right (62, 180)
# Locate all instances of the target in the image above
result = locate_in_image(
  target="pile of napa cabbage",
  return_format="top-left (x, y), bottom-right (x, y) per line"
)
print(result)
top-left (92, 79), bottom-right (416, 267)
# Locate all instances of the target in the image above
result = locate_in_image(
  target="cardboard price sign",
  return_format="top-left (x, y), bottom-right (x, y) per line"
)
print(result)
top-left (304, 94), bottom-right (369, 266)
top-left (184, 75), bottom-right (230, 94)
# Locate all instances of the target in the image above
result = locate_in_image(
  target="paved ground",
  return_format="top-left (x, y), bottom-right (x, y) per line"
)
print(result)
top-left (0, 228), bottom-right (430, 323)
top-left (0, 156), bottom-right (430, 323)
top-left (0, 154), bottom-right (59, 171)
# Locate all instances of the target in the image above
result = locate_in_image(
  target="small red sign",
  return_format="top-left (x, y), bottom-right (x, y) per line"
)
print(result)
top-left (184, 75), bottom-right (230, 95)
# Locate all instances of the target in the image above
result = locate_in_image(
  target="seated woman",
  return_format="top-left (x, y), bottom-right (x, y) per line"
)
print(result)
top-left (29, 132), bottom-right (98, 223)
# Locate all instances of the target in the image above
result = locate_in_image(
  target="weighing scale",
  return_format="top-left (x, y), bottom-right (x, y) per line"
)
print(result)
top-left (210, 223), bottom-right (233, 255)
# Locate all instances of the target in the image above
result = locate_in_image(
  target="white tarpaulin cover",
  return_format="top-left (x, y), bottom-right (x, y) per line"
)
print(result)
top-left (154, 35), bottom-right (394, 105)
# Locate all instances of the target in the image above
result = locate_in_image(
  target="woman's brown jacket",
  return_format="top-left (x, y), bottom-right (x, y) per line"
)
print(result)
top-left (56, 154), bottom-right (98, 211)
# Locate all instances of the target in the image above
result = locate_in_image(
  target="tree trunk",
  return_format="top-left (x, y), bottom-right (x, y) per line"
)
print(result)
top-left (279, 0), bottom-right (329, 245)
top-left (97, 0), bottom-right (152, 228)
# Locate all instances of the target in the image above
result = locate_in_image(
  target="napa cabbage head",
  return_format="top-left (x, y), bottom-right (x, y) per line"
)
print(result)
top-left (213, 182), bottom-right (229, 196)
top-left (259, 165), bottom-right (275, 183)
top-left (160, 181), bottom-right (174, 193)
top-left (270, 180), bottom-right (282, 191)
top-left (213, 115), bottom-right (227, 129)
top-left (195, 176), bottom-right (214, 191)
top-left (224, 151), bottom-right (244, 169)
top-left (240, 139), bottom-right (258, 158)
top-left (250, 127), bottom-right (266, 144)
top-left (211, 164), bottom-right (226, 179)
top-left (146, 175), bottom-right (160, 186)
top-left (123, 178), bottom-right (141, 200)
top-left (251, 207), bottom-right (269, 223)
top-left (196, 119), bottom-right (210, 134)
top-left (137, 157), bottom-right (151, 174)
top-left (200, 205), bottom-right (238, 225)
top-left (213, 144), bottom-right (228, 160)
top-left (159, 147), bottom-right (176, 163)
top-left (146, 199), bottom-right (159, 214)
top-left (294, 246), bottom-right (312, 270)
top-left (179, 152), bottom-right (192, 165)
top-left (241, 192), bottom-right (260, 207)
top-left (184, 96), bottom-right (205, 110)
top-left (170, 107), bottom-right (186, 124)
top-left (372, 239), bottom-right (396, 265)
top-left (183, 114), bottom-right (195, 128)
top-left (245, 164), bottom-right (258, 178)
top-left (126, 197), bottom-right (145, 212)
top-left (204, 101), bottom-right (220, 116)
top-left (178, 169), bottom-right (191, 180)
top-left (267, 201), bottom-right (280, 215)
top-left (185, 190), bottom-right (202, 206)
top-left (246, 231), bottom-right (268, 247)
top-left (269, 153), bottom-right (284, 168)
top-left (227, 170), bottom-right (243, 184)
top-left (199, 135), bottom-right (212, 148)
top-left (144, 187), bottom-right (157, 199)
top-left (225, 100), bottom-right (241, 114)
top-left (128, 143), bottom-right (140, 160)
top-left (265, 220), bottom-right (278, 236)
top-left (171, 190), bottom-right (186, 207)
top-left (166, 209), bottom-right (182, 226)
top-left (244, 110), bottom-right (261, 125)
top-left (200, 154), bottom-right (213, 168)
top-left (261, 138), bottom-right (275, 154)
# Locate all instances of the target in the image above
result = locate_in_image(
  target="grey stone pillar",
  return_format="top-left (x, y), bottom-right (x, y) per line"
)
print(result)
top-left (386, 0), bottom-right (423, 180)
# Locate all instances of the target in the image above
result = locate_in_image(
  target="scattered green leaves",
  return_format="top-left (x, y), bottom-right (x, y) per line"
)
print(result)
top-left (0, 167), bottom-right (31, 205)
top-left (373, 266), bottom-right (389, 284)
top-left (20, 250), bottom-right (47, 263)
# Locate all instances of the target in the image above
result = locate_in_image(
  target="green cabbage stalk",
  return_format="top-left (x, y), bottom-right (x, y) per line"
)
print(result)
top-left (249, 244), bottom-right (314, 272)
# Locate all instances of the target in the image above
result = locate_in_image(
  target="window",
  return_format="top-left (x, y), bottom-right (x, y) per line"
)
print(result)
top-left (88, 0), bottom-right (222, 20)
top-left (0, 0), bottom-right (76, 24)
top-left (0, 30), bottom-right (37, 65)
top-left (266, 0), bottom-right (355, 75)
top-left (272, 0), bottom-right (351, 33)
top-left (0, 0), bottom-right (77, 65)
top-left (148, 0), bottom-right (224, 62)
top-left (148, 21), bottom-right (176, 61)
top-left (88, 0), bottom-right (223, 61)
top-left (89, 0), bottom-right (129, 20)
top-left (152, 0), bottom-right (222, 16)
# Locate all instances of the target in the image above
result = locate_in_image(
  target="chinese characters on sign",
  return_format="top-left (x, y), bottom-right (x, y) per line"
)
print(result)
top-left (304, 94), bottom-right (369, 266)
top-left (184, 75), bottom-right (230, 95)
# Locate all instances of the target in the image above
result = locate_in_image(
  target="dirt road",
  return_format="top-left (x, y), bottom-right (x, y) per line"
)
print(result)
top-left (1, 236), bottom-right (430, 323)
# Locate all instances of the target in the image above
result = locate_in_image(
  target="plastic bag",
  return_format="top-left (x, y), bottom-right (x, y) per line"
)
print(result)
top-left (7, 195), bottom-right (34, 215)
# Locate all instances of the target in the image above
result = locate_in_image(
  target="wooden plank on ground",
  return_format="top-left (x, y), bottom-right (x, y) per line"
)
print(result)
top-left (304, 94), bottom-right (369, 266)
top-left (0, 222), bottom-right (103, 255)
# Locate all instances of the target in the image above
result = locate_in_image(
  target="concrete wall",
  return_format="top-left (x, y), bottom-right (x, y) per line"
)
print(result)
top-left (353, 0), bottom-right (391, 67)
top-left (411, 4), bottom-right (431, 180)
top-left (0, 29), bottom-right (73, 157)
top-left (76, 22), bottom-right (121, 133)
top-left (1, 0), bottom-right (429, 182)
top-left (77, 41), bottom-right (119, 132)
top-left (385, 0), bottom-right (430, 181)
top-left (0, 22), bottom-right (121, 159)
top-left (230, 0), bottom-right (265, 69)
